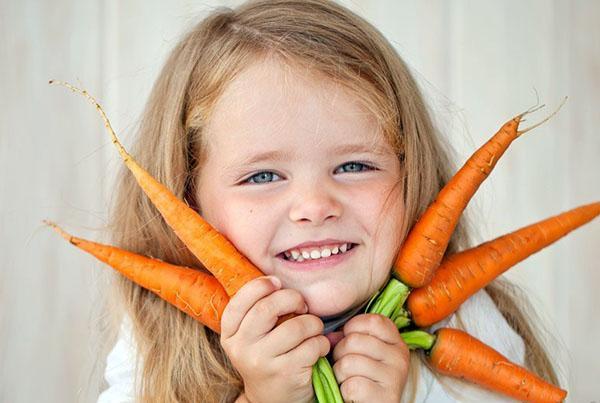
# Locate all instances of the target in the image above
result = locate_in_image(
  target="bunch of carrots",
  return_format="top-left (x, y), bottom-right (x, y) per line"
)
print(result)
top-left (46, 80), bottom-right (600, 403)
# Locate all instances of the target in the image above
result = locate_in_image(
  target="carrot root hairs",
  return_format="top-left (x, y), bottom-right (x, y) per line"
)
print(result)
top-left (49, 81), bottom-right (343, 402)
top-left (49, 80), bottom-right (263, 296)
top-left (393, 100), bottom-right (566, 288)
top-left (50, 79), bottom-right (576, 402)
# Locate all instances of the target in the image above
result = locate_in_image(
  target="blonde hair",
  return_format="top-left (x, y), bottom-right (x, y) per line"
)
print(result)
top-left (105, 1), bottom-right (560, 401)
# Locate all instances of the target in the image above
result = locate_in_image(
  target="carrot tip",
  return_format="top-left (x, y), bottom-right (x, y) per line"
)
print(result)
top-left (517, 97), bottom-right (567, 136)
top-left (43, 219), bottom-right (73, 243)
top-left (51, 79), bottom-right (132, 163)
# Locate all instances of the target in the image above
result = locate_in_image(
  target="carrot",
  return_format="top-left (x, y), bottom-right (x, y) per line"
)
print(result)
top-left (45, 218), bottom-right (334, 398)
top-left (48, 80), bottom-right (262, 297)
top-left (407, 201), bottom-right (600, 327)
top-left (51, 80), bottom-right (576, 402)
top-left (419, 328), bottom-right (567, 403)
top-left (393, 100), bottom-right (566, 288)
top-left (49, 81), bottom-right (335, 400)
top-left (44, 220), bottom-right (229, 333)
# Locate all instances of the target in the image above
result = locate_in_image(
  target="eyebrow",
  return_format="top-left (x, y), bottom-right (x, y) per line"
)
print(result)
top-left (234, 143), bottom-right (391, 167)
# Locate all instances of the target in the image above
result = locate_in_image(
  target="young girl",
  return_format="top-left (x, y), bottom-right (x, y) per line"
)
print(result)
top-left (98, 0), bottom-right (560, 402)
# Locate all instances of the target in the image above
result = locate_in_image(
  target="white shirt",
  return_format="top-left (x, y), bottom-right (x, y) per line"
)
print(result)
top-left (97, 289), bottom-right (526, 402)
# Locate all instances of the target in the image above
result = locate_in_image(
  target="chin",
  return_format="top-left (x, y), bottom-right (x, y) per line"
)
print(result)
top-left (303, 288), bottom-right (357, 318)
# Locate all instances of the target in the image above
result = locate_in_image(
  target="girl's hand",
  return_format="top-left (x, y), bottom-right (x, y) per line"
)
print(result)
top-left (220, 276), bottom-right (330, 403)
top-left (331, 313), bottom-right (410, 403)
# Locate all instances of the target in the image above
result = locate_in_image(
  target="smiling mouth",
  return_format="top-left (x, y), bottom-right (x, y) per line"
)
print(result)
top-left (275, 243), bottom-right (358, 271)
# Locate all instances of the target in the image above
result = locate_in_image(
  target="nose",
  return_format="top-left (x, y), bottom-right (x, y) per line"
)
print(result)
top-left (288, 183), bottom-right (342, 226)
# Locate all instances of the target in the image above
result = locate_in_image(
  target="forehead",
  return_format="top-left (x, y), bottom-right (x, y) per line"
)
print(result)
top-left (204, 57), bottom-right (391, 163)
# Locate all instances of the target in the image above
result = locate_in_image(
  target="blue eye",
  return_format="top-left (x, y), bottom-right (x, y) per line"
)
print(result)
top-left (244, 171), bottom-right (282, 184)
top-left (335, 161), bottom-right (376, 174)
top-left (241, 161), bottom-right (376, 185)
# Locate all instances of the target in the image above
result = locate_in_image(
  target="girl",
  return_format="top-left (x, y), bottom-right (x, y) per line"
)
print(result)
top-left (98, 0), bottom-right (560, 402)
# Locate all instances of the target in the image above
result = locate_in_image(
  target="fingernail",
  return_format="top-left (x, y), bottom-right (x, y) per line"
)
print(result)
top-left (268, 276), bottom-right (281, 288)
top-left (303, 303), bottom-right (309, 313)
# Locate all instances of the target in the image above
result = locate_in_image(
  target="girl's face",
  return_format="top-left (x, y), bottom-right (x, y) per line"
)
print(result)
top-left (197, 57), bottom-right (404, 317)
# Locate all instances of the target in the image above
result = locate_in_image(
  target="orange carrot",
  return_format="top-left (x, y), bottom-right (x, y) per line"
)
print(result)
top-left (393, 101), bottom-right (565, 288)
top-left (51, 80), bottom-right (576, 401)
top-left (49, 80), bottom-right (262, 297)
top-left (44, 220), bottom-right (229, 333)
top-left (428, 328), bottom-right (567, 402)
top-left (407, 201), bottom-right (600, 327)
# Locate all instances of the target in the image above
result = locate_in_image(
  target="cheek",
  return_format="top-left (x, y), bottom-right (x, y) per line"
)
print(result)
top-left (363, 184), bottom-right (405, 279)
top-left (357, 182), bottom-right (404, 240)
top-left (204, 198), bottom-right (276, 273)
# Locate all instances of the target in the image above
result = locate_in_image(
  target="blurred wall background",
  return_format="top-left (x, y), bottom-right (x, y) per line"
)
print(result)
top-left (1, 1), bottom-right (598, 402)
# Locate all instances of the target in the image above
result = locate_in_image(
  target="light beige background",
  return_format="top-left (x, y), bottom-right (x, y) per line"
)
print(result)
top-left (1, 1), bottom-right (598, 402)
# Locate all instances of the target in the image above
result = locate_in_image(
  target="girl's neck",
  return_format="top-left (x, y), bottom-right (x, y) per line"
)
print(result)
top-left (321, 298), bottom-right (371, 334)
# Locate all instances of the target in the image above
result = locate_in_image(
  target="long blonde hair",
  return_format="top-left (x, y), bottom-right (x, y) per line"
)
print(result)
top-left (105, 1), bottom-right (559, 401)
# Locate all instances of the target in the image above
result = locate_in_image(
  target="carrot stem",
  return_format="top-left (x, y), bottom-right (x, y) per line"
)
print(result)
top-left (394, 315), bottom-right (411, 329)
top-left (47, 220), bottom-right (342, 402)
top-left (50, 80), bottom-right (573, 402)
top-left (49, 81), bottom-right (343, 403)
top-left (400, 330), bottom-right (435, 350)
top-left (312, 365), bottom-right (326, 402)
top-left (365, 278), bottom-right (411, 329)
top-left (316, 357), bottom-right (343, 403)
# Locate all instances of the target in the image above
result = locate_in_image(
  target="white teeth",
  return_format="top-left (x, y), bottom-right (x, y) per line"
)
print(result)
top-left (283, 243), bottom-right (353, 262)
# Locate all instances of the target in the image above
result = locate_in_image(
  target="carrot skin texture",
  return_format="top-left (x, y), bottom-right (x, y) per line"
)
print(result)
top-left (408, 201), bottom-right (600, 327)
top-left (394, 116), bottom-right (523, 288)
top-left (52, 81), bottom-right (573, 401)
top-left (51, 81), bottom-right (294, 325)
top-left (429, 328), bottom-right (567, 403)
top-left (46, 222), bottom-right (228, 333)
top-left (49, 80), bottom-right (263, 297)
top-left (118, 155), bottom-right (263, 297)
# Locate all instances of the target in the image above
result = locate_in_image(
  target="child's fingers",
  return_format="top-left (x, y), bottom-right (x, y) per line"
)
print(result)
top-left (279, 334), bottom-right (330, 368)
top-left (332, 332), bottom-right (405, 365)
top-left (236, 288), bottom-right (307, 342)
top-left (261, 314), bottom-right (324, 356)
top-left (338, 375), bottom-right (380, 403)
top-left (342, 313), bottom-right (403, 345)
top-left (332, 353), bottom-right (387, 385)
top-left (220, 276), bottom-right (281, 340)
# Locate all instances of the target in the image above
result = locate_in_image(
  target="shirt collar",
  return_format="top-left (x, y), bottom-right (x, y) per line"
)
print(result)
top-left (321, 298), bottom-right (370, 334)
